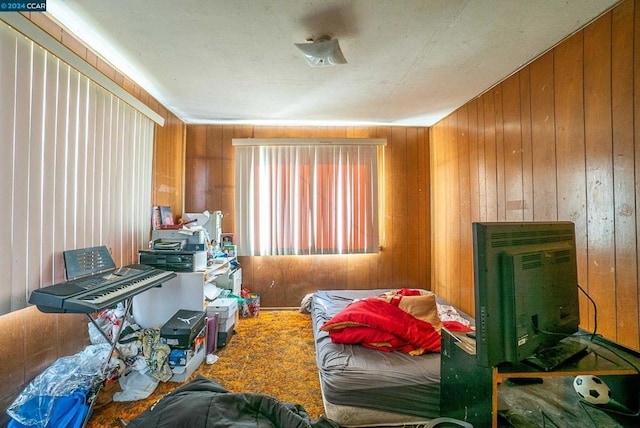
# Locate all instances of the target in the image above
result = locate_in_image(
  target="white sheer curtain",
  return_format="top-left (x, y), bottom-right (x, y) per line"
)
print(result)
top-left (0, 21), bottom-right (156, 314)
top-left (234, 139), bottom-right (385, 256)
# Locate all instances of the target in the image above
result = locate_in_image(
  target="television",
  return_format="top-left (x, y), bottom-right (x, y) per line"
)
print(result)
top-left (473, 221), bottom-right (582, 368)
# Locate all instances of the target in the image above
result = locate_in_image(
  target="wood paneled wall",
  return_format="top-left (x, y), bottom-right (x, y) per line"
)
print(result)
top-left (184, 125), bottom-right (430, 307)
top-left (430, 0), bottom-right (640, 352)
top-left (152, 112), bottom-right (185, 218)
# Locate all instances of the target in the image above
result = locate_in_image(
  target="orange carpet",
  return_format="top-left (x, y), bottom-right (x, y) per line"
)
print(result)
top-left (86, 310), bottom-right (324, 427)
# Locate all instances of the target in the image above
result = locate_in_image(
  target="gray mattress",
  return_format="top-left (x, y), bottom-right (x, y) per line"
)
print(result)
top-left (311, 289), bottom-right (473, 420)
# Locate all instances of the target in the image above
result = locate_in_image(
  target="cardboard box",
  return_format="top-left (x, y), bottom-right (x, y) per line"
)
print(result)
top-left (207, 297), bottom-right (238, 332)
top-left (168, 326), bottom-right (205, 367)
top-left (170, 344), bottom-right (205, 382)
top-left (217, 324), bottom-right (234, 348)
top-left (217, 314), bottom-right (235, 332)
top-left (161, 309), bottom-right (206, 349)
top-left (169, 348), bottom-right (193, 367)
top-left (206, 297), bottom-right (238, 318)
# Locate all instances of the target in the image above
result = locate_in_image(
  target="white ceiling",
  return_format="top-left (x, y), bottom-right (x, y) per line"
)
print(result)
top-left (48, 0), bottom-right (619, 126)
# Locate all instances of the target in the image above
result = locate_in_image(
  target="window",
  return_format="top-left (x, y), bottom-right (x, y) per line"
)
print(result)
top-left (234, 139), bottom-right (385, 256)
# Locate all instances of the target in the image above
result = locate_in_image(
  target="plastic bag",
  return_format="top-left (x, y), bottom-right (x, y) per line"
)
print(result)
top-left (113, 370), bottom-right (159, 402)
top-left (88, 304), bottom-right (126, 344)
top-left (437, 304), bottom-right (471, 326)
top-left (7, 344), bottom-right (112, 427)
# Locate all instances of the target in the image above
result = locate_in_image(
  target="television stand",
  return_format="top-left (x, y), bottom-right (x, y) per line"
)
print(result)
top-left (440, 330), bottom-right (640, 427)
top-left (524, 338), bottom-right (588, 372)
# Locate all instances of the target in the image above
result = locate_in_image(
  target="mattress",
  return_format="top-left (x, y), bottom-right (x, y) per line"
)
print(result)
top-left (311, 289), bottom-right (473, 426)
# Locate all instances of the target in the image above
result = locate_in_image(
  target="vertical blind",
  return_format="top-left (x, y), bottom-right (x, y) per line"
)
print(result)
top-left (234, 139), bottom-right (385, 256)
top-left (0, 21), bottom-right (155, 314)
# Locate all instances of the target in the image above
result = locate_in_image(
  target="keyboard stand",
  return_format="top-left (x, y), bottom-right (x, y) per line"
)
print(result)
top-left (64, 246), bottom-right (131, 367)
top-left (85, 300), bottom-right (130, 362)
top-left (60, 247), bottom-right (143, 428)
top-left (81, 296), bottom-right (134, 428)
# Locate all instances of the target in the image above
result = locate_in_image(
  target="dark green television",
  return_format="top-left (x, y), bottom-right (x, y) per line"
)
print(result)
top-left (472, 221), bottom-right (581, 368)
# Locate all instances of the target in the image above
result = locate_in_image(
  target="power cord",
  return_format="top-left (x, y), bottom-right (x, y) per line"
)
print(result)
top-left (575, 284), bottom-right (640, 418)
top-left (577, 284), bottom-right (597, 341)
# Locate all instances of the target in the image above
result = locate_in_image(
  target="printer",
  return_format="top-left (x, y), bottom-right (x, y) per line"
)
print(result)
top-left (151, 228), bottom-right (207, 251)
top-left (142, 211), bottom-right (222, 273)
top-left (140, 229), bottom-right (207, 272)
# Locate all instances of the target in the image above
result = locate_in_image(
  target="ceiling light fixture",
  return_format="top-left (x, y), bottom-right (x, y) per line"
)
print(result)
top-left (294, 37), bottom-right (347, 67)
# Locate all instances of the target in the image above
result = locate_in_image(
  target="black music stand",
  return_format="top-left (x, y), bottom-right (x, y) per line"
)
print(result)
top-left (64, 246), bottom-right (116, 280)
top-left (63, 246), bottom-right (130, 358)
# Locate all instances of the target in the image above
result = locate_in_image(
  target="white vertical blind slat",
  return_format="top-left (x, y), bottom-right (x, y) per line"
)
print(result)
top-left (66, 69), bottom-right (79, 250)
top-left (12, 33), bottom-right (32, 308)
top-left (94, 88), bottom-right (106, 245)
top-left (86, 81), bottom-right (97, 245)
top-left (0, 29), bottom-right (17, 313)
top-left (27, 38), bottom-right (46, 299)
top-left (52, 60), bottom-right (69, 286)
top-left (41, 52), bottom-right (59, 288)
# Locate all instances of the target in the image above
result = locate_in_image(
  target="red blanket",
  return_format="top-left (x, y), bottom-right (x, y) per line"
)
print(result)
top-left (320, 290), bottom-right (471, 355)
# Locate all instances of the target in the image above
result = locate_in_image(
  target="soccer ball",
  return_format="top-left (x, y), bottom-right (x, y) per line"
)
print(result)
top-left (573, 375), bottom-right (611, 405)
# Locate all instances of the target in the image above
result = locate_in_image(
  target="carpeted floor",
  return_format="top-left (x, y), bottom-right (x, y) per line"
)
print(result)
top-left (87, 310), bottom-right (324, 427)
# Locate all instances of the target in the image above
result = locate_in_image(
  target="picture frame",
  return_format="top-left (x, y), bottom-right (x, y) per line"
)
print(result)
top-left (151, 206), bottom-right (162, 230)
top-left (221, 233), bottom-right (234, 246)
top-left (159, 206), bottom-right (174, 225)
top-left (223, 244), bottom-right (237, 258)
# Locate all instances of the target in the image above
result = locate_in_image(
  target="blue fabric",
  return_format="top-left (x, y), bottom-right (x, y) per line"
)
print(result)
top-left (8, 389), bottom-right (88, 428)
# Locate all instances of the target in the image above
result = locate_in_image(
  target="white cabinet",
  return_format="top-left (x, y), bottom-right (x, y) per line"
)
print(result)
top-left (132, 259), bottom-right (236, 328)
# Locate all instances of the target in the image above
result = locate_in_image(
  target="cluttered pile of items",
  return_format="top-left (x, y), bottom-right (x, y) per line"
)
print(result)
top-left (8, 209), bottom-right (261, 427)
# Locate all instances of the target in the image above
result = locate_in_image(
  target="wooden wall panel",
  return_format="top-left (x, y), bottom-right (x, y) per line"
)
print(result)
top-left (613, 0), bottom-right (639, 349)
top-left (184, 125), bottom-right (430, 307)
top-left (205, 126), bottom-right (224, 213)
top-left (529, 52), bottom-right (557, 220)
top-left (493, 87), bottom-right (506, 221)
top-left (464, 101), bottom-right (480, 312)
top-left (457, 106), bottom-right (471, 309)
top-left (405, 128), bottom-right (420, 285)
top-left (554, 32), bottom-right (590, 330)
top-left (502, 74), bottom-right (524, 222)
top-left (376, 126), bottom-right (395, 288)
top-left (584, 13), bottom-right (616, 340)
top-left (482, 93), bottom-right (498, 221)
top-left (184, 125), bottom-right (207, 212)
top-left (475, 99), bottom-right (488, 221)
top-left (430, 0), bottom-right (640, 352)
top-left (440, 116), bottom-right (457, 303)
top-left (152, 112), bottom-right (185, 218)
top-left (417, 127), bottom-right (430, 288)
top-left (519, 67), bottom-right (534, 222)
top-left (634, 0), bottom-right (640, 352)
top-left (390, 127), bottom-right (409, 286)
top-left (429, 122), bottom-right (446, 299)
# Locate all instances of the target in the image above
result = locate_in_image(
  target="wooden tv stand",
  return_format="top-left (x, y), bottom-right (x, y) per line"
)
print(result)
top-left (440, 329), bottom-right (640, 427)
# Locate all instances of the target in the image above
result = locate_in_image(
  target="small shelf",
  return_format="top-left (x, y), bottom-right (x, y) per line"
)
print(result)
top-left (132, 257), bottom-right (240, 328)
top-left (441, 330), bottom-right (640, 427)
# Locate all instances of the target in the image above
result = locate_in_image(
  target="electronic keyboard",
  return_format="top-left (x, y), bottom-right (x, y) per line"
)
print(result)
top-left (29, 264), bottom-right (176, 313)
